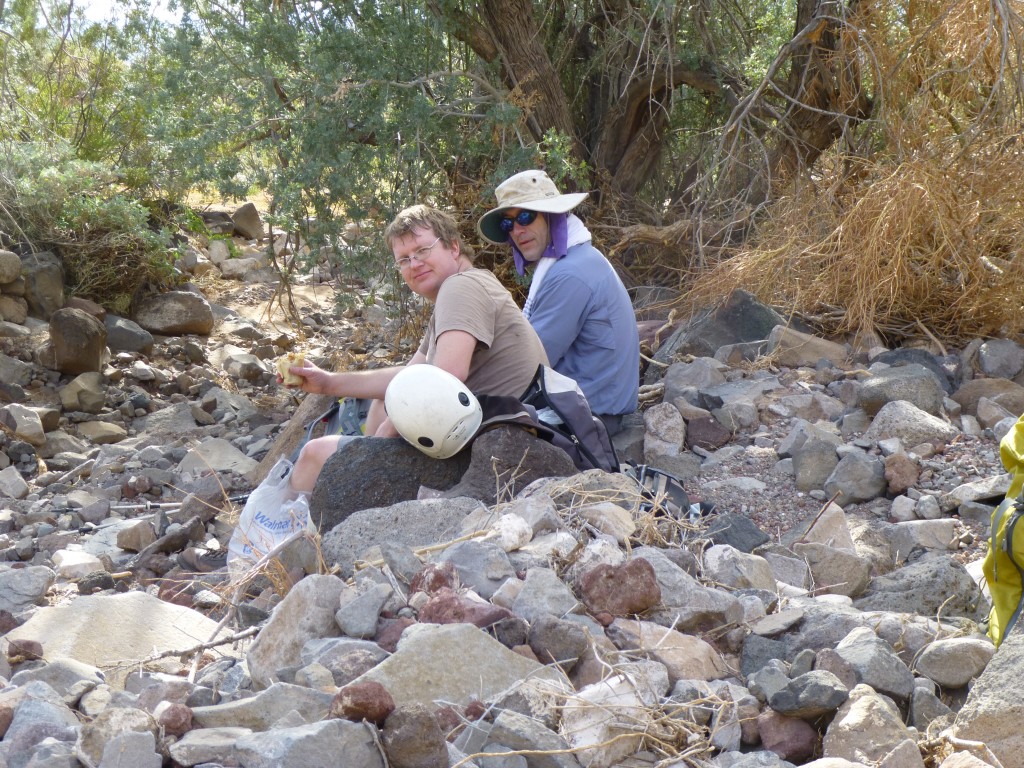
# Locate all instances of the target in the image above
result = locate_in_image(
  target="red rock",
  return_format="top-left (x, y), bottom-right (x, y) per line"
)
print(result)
top-left (0, 610), bottom-right (19, 635)
top-left (7, 638), bottom-right (42, 662)
top-left (884, 453), bottom-right (920, 495)
top-left (331, 681), bottom-right (395, 725)
top-left (375, 617), bottom-right (416, 653)
top-left (579, 558), bottom-right (661, 617)
top-left (0, 703), bottom-right (13, 738)
top-left (408, 562), bottom-right (457, 596)
top-left (757, 709), bottom-right (818, 762)
top-left (383, 704), bottom-right (448, 768)
top-left (417, 588), bottom-right (511, 628)
top-left (686, 416), bottom-right (733, 451)
top-left (157, 702), bottom-right (192, 737)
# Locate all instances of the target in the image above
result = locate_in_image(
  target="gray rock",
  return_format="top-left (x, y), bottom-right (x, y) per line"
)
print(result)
top-left (638, 546), bottom-right (743, 632)
top-left (777, 420), bottom-right (842, 458)
top-left (382, 703), bottom-right (448, 768)
top-left (823, 452), bottom-right (887, 507)
top-left (192, 682), bottom-right (334, 730)
top-left (311, 437), bottom-right (471, 532)
top-left (98, 729), bottom-right (161, 768)
top-left (834, 626), bottom-right (915, 701)
top-left (792, 438), bottom-right (839, 492)
top-left (335, 582), bottom-right (393, 639)
top-left (0, 354), bottom-right (33, 388)
top-left (914, 637), bottom-right (995, 688)
top-left (20, 250), bottom-right (64, 320)
top-left (49, 307), bottom-right (107, 375)
top-left (0, 565), bottom-right (55, 612)
top-left (511, 567), bottom-right (581, 623)
top-left (823, 684), bottom-right (916, 764)
top-left (78, 707), bottom-right (158, 767)
top-left (644, 402), bottom-right (686, 459)
top-left (231, 202), bottom-right (266, 241)
top-left (352, 623), bottom-right (564, 710)
top-left (706, 513), bottom-right (771, 553)
top-left (792, 542), bottom-right (872, 598)
top-left (978, 339), bottom-right (1024, 379)
top-left (664, 358), bottom-right (728, 403)
top-left (955, 625), bottom-right (1024, 764)
top-left (5, 591), bottom-right (234, 689)
top-left (650, 290), bottom-right (793, 377)
top-left (0, 249), bottom-right (20, 282)
top-left (10, 657), bottom-right (104, 702)
top-left (133, 290), bottom-right (215, 336)
top-left (321, 497), bottom-right (481, 579)
top-left (167, 727), bottom-right (254, 767)
top-left (863, 400), bottom-right (958, 447)
top-left (299, 637), bottom-right (389, 687)
top-left (769, 670), bottom-right (849, 719)
top-left (246, 575), bottom-right (346, 690)
top-left (236, 720), bottom-right (387, 768)
top-left (437, 540), bottom-right (516, 599)
top-left (909, 683), bottom-right (953, 731)
top-left (746, 659), bottom-right (791, 705)
top-left (703, 545), bottom-right (776, 590)
top-left (103, 315), bottom-right (153, 353)
top-left (853, 555), bottom-right (986, 621)
top-left (488, 709), bottom-right (582, 768)
top-left (767, 326), bottom-right (848, 368)
top-left (858, 364), bottom-right (947, 416)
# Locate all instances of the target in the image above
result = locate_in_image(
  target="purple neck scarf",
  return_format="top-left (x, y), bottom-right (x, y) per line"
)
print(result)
top-left (511, 212), bottom-right (568, 276)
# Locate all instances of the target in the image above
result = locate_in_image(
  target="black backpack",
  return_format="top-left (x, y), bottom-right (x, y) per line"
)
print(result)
top-left (475, 365), bottom-right (619, 473)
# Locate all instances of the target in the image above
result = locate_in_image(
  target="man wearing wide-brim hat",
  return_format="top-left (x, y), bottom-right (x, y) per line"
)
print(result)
top-left (478, 169), bottom-right (639, 434)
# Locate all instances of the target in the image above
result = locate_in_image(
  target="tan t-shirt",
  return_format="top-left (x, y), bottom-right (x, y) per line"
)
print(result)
top-left (418, 269), bottom-right (548, 397)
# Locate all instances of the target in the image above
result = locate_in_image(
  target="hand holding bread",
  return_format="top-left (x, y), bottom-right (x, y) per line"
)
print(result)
top-left (276, 352), bottom-right (307, 386)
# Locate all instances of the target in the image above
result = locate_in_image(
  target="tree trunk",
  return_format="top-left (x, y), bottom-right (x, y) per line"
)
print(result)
top-left (478, 0), bottom-right (580, 153)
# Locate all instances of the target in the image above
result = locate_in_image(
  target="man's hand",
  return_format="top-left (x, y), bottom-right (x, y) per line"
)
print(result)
top-left (278, 360), bottom-right (336, 395)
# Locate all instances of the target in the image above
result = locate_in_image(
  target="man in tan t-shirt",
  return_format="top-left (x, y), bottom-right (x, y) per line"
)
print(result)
top-left (282, 204), bottom-right (548, 493)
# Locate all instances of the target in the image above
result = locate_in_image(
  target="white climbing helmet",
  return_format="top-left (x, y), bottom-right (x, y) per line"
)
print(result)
top-left (385, 365), bottom-right (483, 459)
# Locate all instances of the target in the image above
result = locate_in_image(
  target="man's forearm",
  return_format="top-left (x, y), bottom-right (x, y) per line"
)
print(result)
top-left (324, 366), bottom-right (404, 400)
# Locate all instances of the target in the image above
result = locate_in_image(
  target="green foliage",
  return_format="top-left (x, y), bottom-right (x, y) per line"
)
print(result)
top-left (0, 142), bottom-right (178, 314)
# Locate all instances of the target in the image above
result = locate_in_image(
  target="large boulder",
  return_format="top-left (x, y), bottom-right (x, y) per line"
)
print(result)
top-left (231, 202), bottom-right (266, 241)
top-left (49, 307), bottom-right (107, 374)
top-left (648, 290), bottom-right (796, 380)
top-left (19, 250), bottom-right (64, 320)
top-left (320, 497), bottom-right (481, 579)
top-left (955, 626), bottom-right (1024, 764)
top-left (309, 437), bottom-right (470, 530)
top-left (444, 426), bottom-right (579, 502)
top-left (133, 290), bottom-right (215, 336)
top-left (104, 315), bottom-right (154, 353)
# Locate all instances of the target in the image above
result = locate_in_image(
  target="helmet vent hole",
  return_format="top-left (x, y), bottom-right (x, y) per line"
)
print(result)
top-left (458, 393), bottom-right (470, 406)
top-left (418, 437), bottom-right (435, 448)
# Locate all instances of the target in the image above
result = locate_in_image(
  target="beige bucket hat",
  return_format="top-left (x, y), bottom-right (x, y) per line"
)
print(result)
top-left (477, 170), bottom-right (588, 244)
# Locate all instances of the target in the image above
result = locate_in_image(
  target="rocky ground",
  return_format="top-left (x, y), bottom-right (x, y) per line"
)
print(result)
top-left (0, 218), bottom-right (1022, 768)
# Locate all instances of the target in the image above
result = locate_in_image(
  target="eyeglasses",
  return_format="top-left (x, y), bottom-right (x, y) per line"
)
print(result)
top-left (395, 236), bottom-right (442, 270)
top-left (498, 210), bottom-right (539, 233)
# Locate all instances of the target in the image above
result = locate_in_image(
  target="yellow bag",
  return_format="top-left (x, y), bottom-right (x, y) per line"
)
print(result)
top-left (983, 414), bottom-right (1024, 645)
top-left (1001, 412), bottom-right (1024, 499)
top-left (983, 495), bottom-right (1024, 646)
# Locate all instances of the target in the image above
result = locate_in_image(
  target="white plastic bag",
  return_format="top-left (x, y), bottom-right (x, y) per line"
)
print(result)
top-left (227, 458), bottom-right (311, 576)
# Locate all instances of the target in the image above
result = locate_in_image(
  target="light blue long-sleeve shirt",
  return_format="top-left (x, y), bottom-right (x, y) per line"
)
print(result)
top-left (525, 242), bottom-right (639, 416)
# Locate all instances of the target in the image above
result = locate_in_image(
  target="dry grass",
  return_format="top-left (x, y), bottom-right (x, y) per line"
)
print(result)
top-left (688, 147), bottom-right (1024, 343)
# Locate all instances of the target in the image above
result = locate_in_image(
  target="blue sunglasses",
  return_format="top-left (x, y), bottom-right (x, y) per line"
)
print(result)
top-left (498, 210), bottom-right (539, 233)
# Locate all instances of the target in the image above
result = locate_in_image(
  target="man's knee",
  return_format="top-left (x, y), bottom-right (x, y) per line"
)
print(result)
top-left (296, 436), bottom-right (337, 474)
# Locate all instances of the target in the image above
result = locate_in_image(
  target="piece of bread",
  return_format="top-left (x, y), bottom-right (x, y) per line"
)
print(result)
top-left (276, 352), bottom-right (306, 386)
